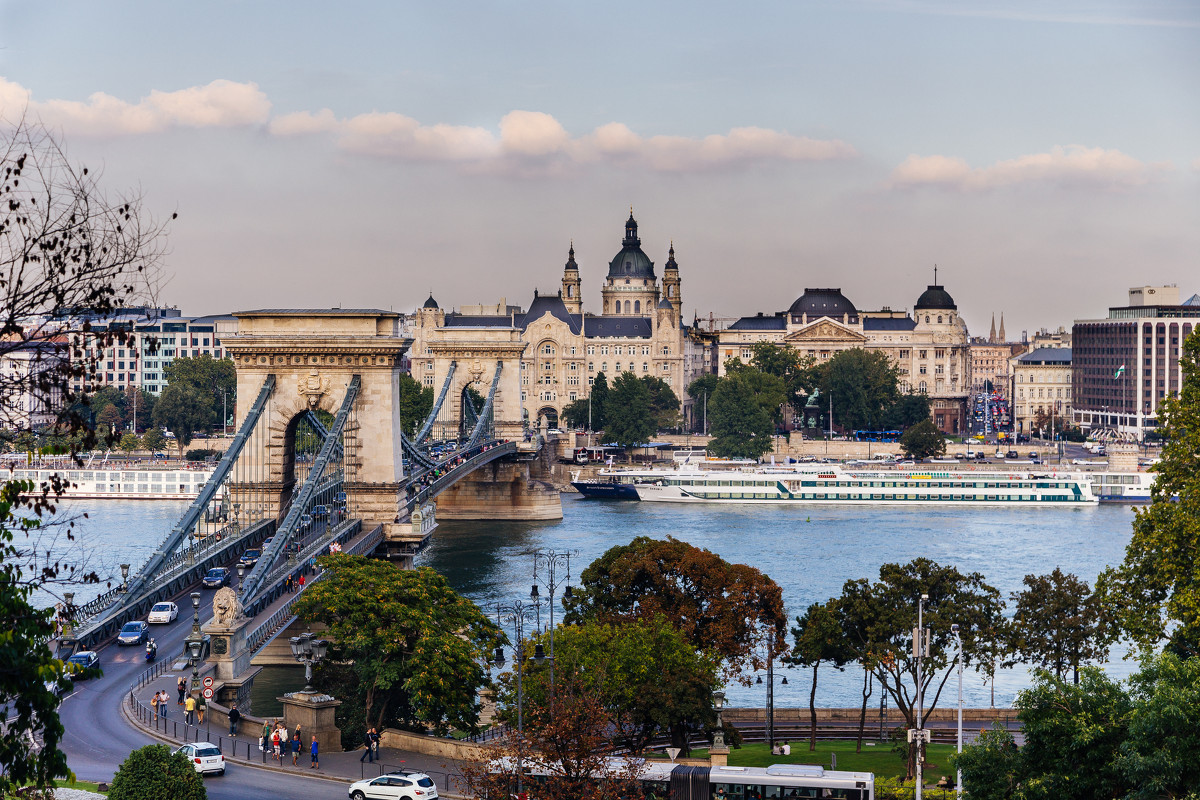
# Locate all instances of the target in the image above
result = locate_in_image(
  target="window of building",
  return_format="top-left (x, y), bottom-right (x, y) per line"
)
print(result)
top-left (542, 344), bottom-right (555, 355)
top-left (642, 363), bottom-right (649, 372)
top-left (601, 346), bottom-right (609, 356)
top-left (919, 350), bottom-right (927, 359)
top-left (587, 377), bottom-right (594, 386)
top-left (935, 349), bottom-right (945, 358)
top-left (587, 345), bottom-right (595, 355)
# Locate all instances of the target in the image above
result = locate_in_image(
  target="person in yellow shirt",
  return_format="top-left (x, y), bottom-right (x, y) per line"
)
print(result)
top-left (184, 694), bottom-right (196, 725)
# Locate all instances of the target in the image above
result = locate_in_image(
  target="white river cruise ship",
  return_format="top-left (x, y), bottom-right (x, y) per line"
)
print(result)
top-left (611, 464), bottom-right (1097, 506)
top-left (5, 464), bottom-right (216, 500)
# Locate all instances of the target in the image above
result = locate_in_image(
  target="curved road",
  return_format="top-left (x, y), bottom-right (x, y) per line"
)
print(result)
top-left (57, 588), bottom-right (343, 800)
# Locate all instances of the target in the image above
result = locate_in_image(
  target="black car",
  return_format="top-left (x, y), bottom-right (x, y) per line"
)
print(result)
top-left (238, 549), bottom-right (261, 569)
top-left (202, 567), bottom-right (231, 588)
top-left (1006, 450), bottom-right (1019, 459)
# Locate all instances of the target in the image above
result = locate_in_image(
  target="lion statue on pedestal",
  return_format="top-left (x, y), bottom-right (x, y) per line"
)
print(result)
top-left (212, 587), bottom-right (243, 627)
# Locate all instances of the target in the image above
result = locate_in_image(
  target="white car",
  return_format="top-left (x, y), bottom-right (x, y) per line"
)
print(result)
top-left (348, 770), bottom-right (439, 800)
top-left (147, 601), bottom-right (179, 624)
top-left (176, 742), bottom-right (225, 776)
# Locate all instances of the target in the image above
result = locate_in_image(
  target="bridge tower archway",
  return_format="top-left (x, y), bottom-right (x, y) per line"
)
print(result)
top-left (224, 310), bottom-right (411, 534)
top-left (423, 332), bottom-right (528, 441)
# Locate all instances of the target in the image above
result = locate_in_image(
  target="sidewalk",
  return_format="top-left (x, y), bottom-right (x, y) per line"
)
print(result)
top-left (126, 672), bottom-right (466, 796)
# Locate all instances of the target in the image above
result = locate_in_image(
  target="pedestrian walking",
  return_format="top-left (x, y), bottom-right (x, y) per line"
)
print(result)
top-left (184, 694), bottom-right (196, 725)
top-left (291, 731), bottom-right (301, 765)
top-left (157, 690), bottom-right (167, 718)
top-left (359, 727), bottom-right (374, 763)
top-left (261, 721), bottom-right (271, 753)
top-left (272, 728), bottom-right (282, 761)
top-left (197, 693), bottom-right (206, 724)
top-left (370, 727), bottom-right (381, 760)
top-left (310, 735), bottom-right (319, 769)
top-left (151, 691), bottom-right (160, 722)
top-left (298, 573), bottom-right (305, 590)
top-left (228, 703), bottom-right (241, 736)
top-left (177, 677), bottom-right (186, 705)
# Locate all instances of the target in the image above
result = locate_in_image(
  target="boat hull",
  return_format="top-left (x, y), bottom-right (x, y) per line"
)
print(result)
top-left (571, 481), bottom-right (640, 500)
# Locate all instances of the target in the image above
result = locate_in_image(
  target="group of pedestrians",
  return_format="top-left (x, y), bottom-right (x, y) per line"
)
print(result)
top-left (259, 720), bottom-right (319, 768)
top-left (358, 727), bottom-right (381, 763)
top-left (149, 679), bottom-right (204, 725)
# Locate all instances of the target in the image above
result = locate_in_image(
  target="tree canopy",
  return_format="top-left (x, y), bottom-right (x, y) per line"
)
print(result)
top-left (817, 348), bottom-right (901, 433)
top-left (640, 374), bottom-right (681, 431)
top-left (789, 601), bottom-right (853, 751)
top-left (293, 555), bottom-right (499, 734)
top-left (603, 372), bottom-right (655, 451)
top-left (108, 744), bottom-right (206, 800)
top-left (163, 354), bottom-right (235, 430)
top-left (397, 373), bottom-right (434, 436)
top-left (1008, 568), bottom-right (1109, 684)
top-left (562, 536), bottom-right (787, 680)
top-left (151, 384), bottom-right (212, 456)
top-left (707, 368), bottom-right (780, 459)
top-left (899, 418), bottom-right (946, 460)
top-left (1099, 328), bottom-right (1200, 655)
top-left (748, 342), bottom-right (817, 403)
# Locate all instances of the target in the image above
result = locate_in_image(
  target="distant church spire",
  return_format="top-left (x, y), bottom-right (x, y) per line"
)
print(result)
top-left (998, 313), bottom-right (1007, 342)
top-left (989, 313), bottom-right (997, 343)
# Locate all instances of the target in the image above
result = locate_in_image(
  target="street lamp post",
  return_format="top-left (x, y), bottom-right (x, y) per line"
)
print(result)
top-left (190, 591), bottom-right (202, 639)
top-left (915, 593), bottom-right (929, 800)
top-left (289, 631), bottom-right (330, 692)
top-left (952, 623), bottom-right (964, 799)
top-left (62, 592), bottom-right (75, 639)
top-left (531, 550), bottom-right (572, 699)
top-left (236, 563), bottom-right (246, 591)
top-left (120, 563), bottom-right (130, 591)
top-left (188, 638), bottom-right (203, 695)
top-left (755, 657), bottom-right (788, 752)
top-left (712, 690), bottom-right (727, 749)
top-left (492, 599), bottom-right (543, 797)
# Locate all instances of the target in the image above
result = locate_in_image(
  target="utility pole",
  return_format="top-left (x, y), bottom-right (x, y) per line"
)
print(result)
top-left (915, 593), bottom-right (929, 800)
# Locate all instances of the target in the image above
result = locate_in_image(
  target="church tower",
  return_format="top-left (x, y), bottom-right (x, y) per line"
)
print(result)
top-left (600, 212), bottom-right (659, 316)
top-left (998, 313), bottom-right (1007, 343)
top-left (662, 242), bottom-right (682, 316)
top-left (989, 313), bottom-right (997, 344)
top-left (561, 242), bottom-right (582, 315)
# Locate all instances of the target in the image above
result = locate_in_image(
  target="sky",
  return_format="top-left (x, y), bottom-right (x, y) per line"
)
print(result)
top-left (2, 0), bottom-right (1197, 337)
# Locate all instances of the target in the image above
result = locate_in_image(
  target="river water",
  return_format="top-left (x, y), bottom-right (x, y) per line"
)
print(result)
top-left (32, 494), bottom-right (1138, 710)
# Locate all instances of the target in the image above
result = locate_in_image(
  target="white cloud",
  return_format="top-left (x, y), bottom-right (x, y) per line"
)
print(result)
top-left (1, 77), bottom-right (270, 135)
top-left (891, 145), bottom-right (1160, 190)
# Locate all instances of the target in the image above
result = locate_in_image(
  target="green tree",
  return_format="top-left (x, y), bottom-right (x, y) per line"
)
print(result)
top-left (163, 354), bottom-right (235, 430)
top-left (899, 418), bottom-right (946, 460)
top-left (152, 384), bottom-right (213, 457)
top-left (707, 371), bottom-right (777, 459)
top-left (122, 386), bottom-right (155, 433)
top-left (749, 342), bottom-right (817, 402)
top-left (1117, 652), bottom-right (1200, 797)
top-left (1009, 568), bottom-right (1109, 684)
top-left (640, 375), bottom-right (681, 431)
top-left (603, 372), bottom-right (655, 454)
top-left (836, 558), bottom-right (1005, 729)
top-left (1016, 667), bottom-right (1132, 800)
top-left (293, 555), bottom-right (499, 734)
top-left (560, 397), bottom-right (590, 430)
top-left (789, 601), bottom-right (853, 751)
top-left (521, 616), bottom-right (721, 755)
top-left (397, 373), bottom-right (434, 436)
top-left (108, 744), bottom-right (206, 800)
top-left (141, 426), bottom-right (167, 453)
top-left (818, 348), bottom-right (900, 433)
top-left (881, 392), bottom-right (932, 431)
top-left (95, 403), bottom-right (124, 437)
top-left (562, 536), bottom-right (787, 681)
top-left (954, 723), bottom-right (1022, 800)
top-left (117, 431), bottom-right (142, 453)
top-left (1098, 328), bottom-right (1200, 655)
top-left (589, 372), bottom-right (610, 431)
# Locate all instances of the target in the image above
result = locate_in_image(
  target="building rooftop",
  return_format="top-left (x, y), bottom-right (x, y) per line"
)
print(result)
top-left (1016, 347), bottom-right (1072, 365)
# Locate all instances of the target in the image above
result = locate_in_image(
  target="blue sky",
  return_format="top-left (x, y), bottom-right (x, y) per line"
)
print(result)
top-left (2, 0), bottom-right (1197, 334)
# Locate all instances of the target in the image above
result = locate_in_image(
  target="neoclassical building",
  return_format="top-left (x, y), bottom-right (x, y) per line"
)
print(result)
top-left (409, 214), bottom-right (710, 431)
top-left (716, 283), bottom-right (973, 433)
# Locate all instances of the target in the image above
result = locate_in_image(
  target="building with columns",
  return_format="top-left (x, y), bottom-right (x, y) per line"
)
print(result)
top-left (716, 281), bottom-right (973, 433)
top-left (1010, 347), bottom-right (1073, 437)
top-left (409, 213), bottom-right (710, 432)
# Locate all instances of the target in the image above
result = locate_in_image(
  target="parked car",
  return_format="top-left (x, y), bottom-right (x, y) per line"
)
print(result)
top-left (65, 651), bottom-right (99, 677)
top-left (1028, 451), bottom-right (1039, 459)
top-left (176, 742), bottom-right (225, 776)
top-left (116, 620), bottom-right (149, 646)
top-left (202, 567), bottom-right (231, 588)
top-left (348, 771), bottom-right (439, 800)
top-left (237, 549), bottom-right (261, 569)
top-left (147, 602), bottom-right (179, 624)
top-left (1006, 450), bottom-right (1019, 459)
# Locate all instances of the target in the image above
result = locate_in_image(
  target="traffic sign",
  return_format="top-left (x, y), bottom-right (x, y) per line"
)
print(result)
top-left (202, 676), bottom-right (214, 688)
top-left (202, 687), bottom-right (214, 699)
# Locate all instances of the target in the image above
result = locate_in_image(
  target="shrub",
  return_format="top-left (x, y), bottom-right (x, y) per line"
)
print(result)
top-left (108, 744), bottom-right (205, 800)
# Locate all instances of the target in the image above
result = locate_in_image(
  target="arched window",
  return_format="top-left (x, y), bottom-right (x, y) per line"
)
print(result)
top-left (919, 381), bottom-right (928, 394)
top-left (634, 300), bottom-right (640, 314)
top-left (937, 316), bottom-right (943, 324)
top-left (624, 300), bottom-right (631, 313)
top-left (566, 285), bottom-right (574, 298)
top-left (925, 315), bottom-right (930, 324)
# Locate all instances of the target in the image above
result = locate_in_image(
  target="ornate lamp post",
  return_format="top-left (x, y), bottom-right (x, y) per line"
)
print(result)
top-left (62, 592), bottom-right (74, 639)
top-left (711, 690), bottom-right (728, 750)
top-left (236, 563), bottom-right (246, 591)
top-left (187, 591), bottom-right (204, 693)
top-left (756, 659), bottom-right (789, 752)
top-left (492, 599), bottom-right (542, 797)
top-left (530, 550), bottom-right (572, 697)
top-left (120, 563), bottom-right (130, 591)
top-left (289, 632), bottom-right (330, 692)
top-left (188, 638), bottom-right (203, 695)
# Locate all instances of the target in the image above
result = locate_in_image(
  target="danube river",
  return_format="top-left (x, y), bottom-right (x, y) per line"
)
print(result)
top-left (38, 494), bottom-right (1137, 710)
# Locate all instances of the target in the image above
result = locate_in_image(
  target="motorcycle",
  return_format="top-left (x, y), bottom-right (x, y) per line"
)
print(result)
top-left (145, 639), bottom-right (157, 662)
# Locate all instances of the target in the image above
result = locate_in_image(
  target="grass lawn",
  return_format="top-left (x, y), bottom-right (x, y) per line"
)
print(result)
top-left (722, 741), bottom-right (959, 782)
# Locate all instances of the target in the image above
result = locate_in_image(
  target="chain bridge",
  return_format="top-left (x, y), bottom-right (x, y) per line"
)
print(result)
top-left (60, 310), bottom-right (561, 662)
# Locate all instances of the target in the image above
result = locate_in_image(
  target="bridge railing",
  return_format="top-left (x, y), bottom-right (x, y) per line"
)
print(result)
top-left (242, 518), bottom-right (363, 618)
top-left (403, 439), bottom-right (516, 511)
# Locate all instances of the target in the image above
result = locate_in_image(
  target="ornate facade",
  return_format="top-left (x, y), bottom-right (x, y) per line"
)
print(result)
top-left (410, 214), bottom-right (709, 431)
top-left (716, 283), bottom-right (972, 433)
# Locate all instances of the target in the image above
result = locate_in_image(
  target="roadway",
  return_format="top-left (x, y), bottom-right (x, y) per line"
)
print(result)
top-left (56, 580), bottom-right (346, 798)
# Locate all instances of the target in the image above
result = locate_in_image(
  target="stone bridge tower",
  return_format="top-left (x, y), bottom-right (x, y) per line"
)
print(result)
top-left (223, 309), bottom-right (411, 536)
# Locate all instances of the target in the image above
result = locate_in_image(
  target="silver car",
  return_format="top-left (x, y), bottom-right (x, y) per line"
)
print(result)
top-left (116, 621), bottom-right (149, 646)
top-left (348, 771), bottom-right (439, 800)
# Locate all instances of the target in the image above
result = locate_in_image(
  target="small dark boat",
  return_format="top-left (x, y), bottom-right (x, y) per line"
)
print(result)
top-left (571, 479), bottom-right (640, 500)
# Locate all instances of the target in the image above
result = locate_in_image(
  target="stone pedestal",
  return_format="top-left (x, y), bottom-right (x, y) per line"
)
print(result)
top-left (202, 605), bottom-right (262, 707)
top-left (279, 690), bottom-right (343, 756)
top-left (434, 459), bottom-right (563, 520)
top-left (709, 744), bottom-right (729, 767)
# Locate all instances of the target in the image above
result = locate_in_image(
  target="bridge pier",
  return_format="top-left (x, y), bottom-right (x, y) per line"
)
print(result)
top-left (430, 454), bottom-right (562, 521)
